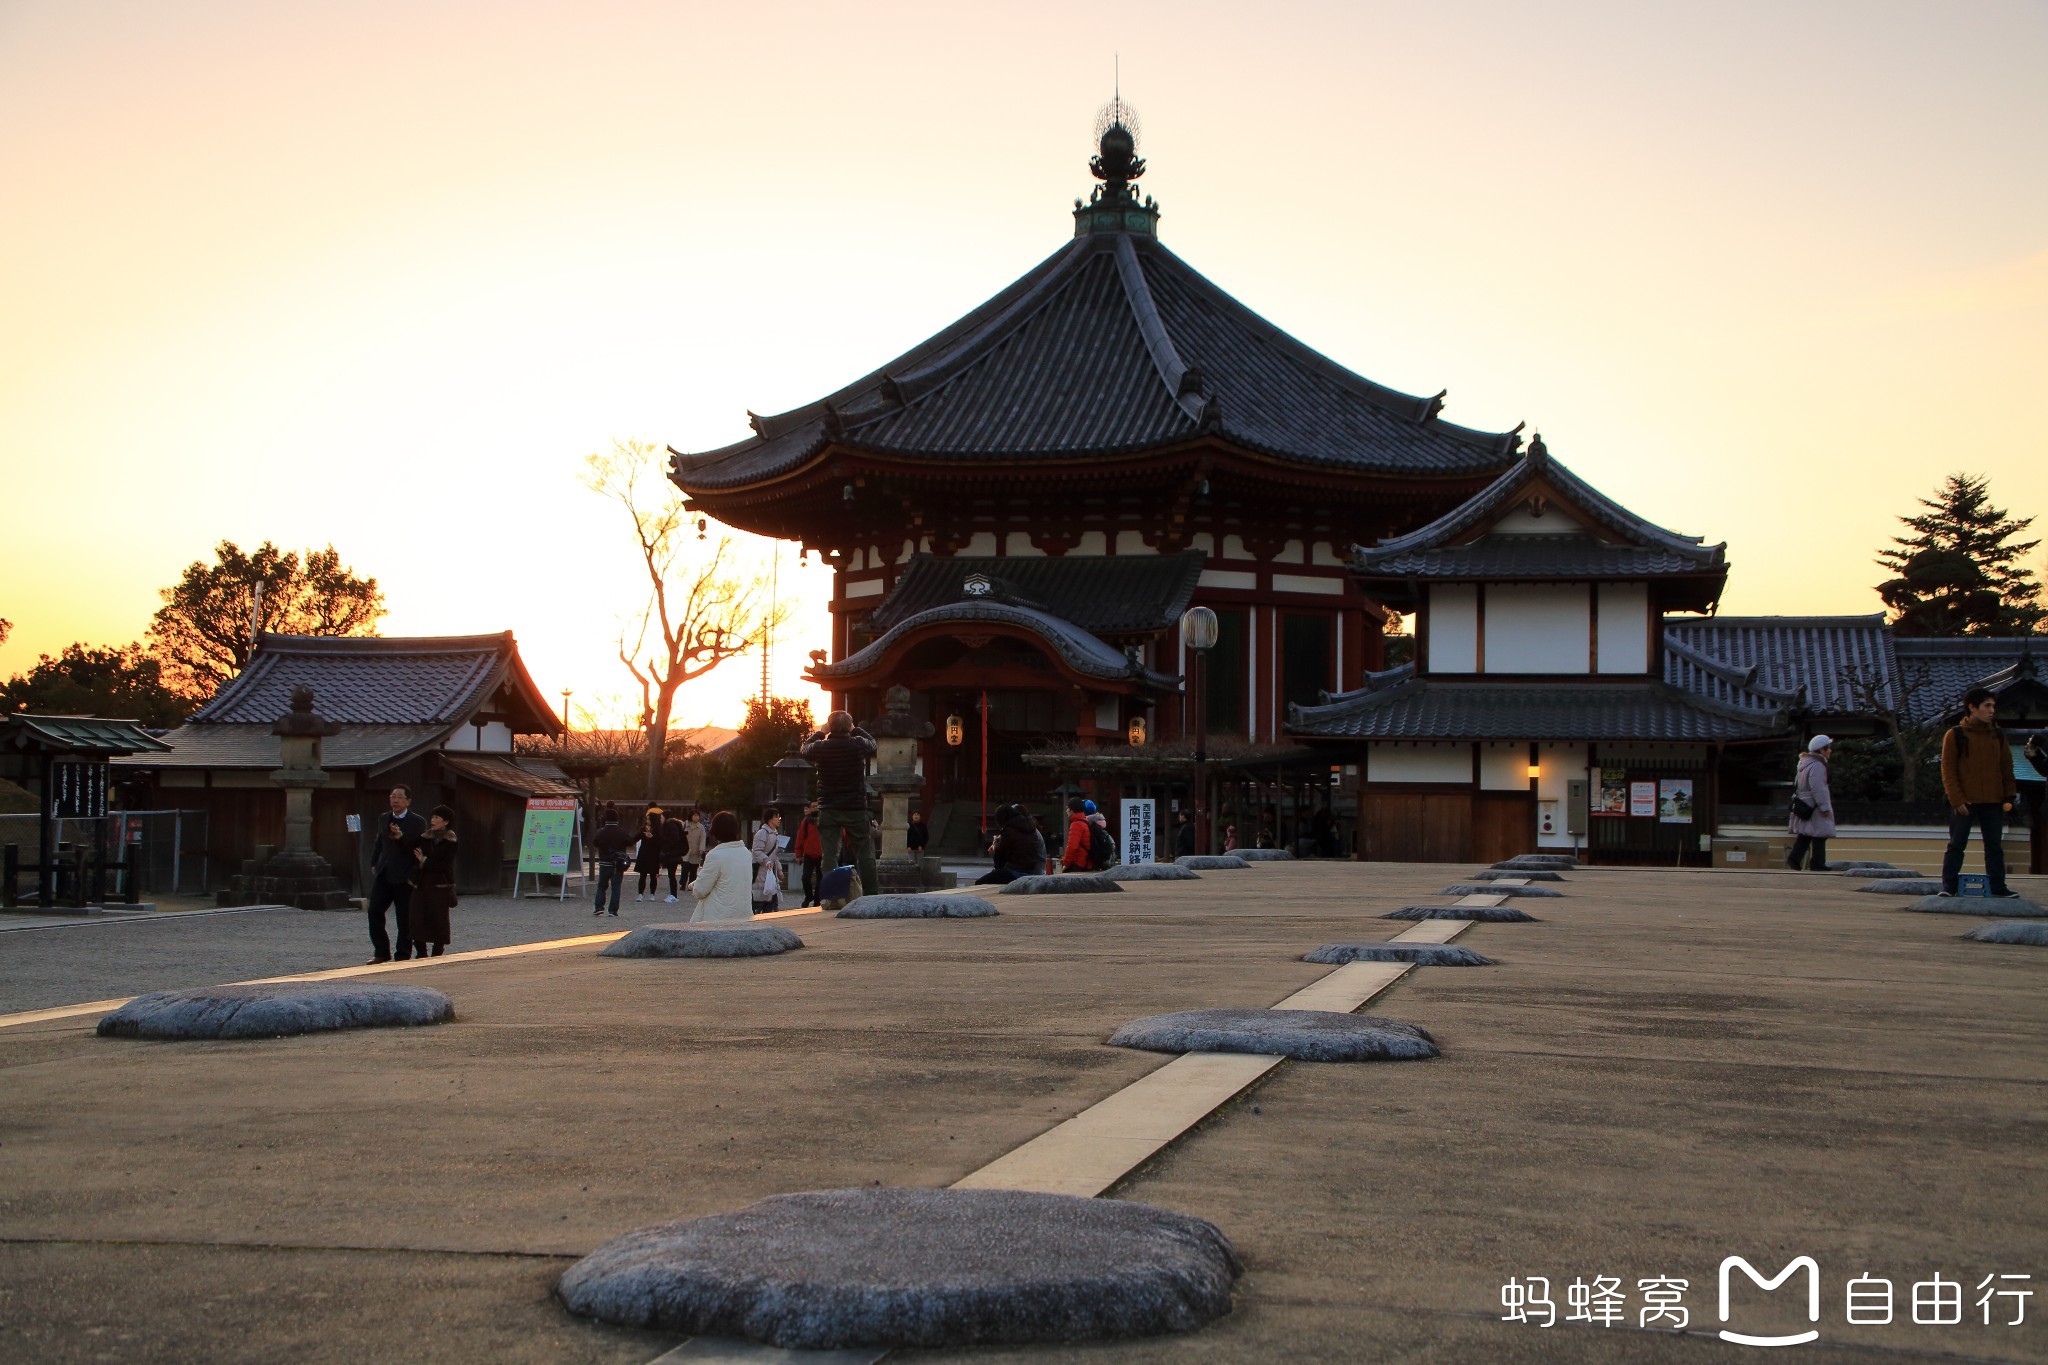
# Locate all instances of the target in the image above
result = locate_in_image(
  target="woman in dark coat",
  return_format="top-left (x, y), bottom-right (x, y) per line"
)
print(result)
top-left (635, 807), bottom-right (666, 902)
top-left (976, 805), bottom-right (1047, 885)
top-left (410, 804), bottom-right (459, 957)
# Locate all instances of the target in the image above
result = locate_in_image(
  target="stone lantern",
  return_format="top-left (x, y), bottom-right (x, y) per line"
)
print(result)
top-left (220, 686), bottom-right (351, 909)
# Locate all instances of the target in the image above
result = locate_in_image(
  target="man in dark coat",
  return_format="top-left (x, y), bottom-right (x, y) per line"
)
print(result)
top-left (366, 784), bottom-right (426, 963)
top-left (802, 711), bottom-right (877, 901)
top-left (590, 804), bottom-right (635, 916)
top-left (1940, 687), bottom-right (2020, 898)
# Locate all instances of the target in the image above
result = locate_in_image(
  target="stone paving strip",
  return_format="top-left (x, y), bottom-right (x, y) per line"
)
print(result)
top-left (0, 907), bottom-right (823, 1031)
top-left (950, 918), bottom-right (1470, 1200)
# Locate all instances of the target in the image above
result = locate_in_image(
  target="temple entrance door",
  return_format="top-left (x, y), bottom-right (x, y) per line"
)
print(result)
top-left (1359, 791), bottom-right (1471, 862)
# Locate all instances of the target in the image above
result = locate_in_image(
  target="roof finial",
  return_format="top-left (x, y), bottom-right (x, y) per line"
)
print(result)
top-left (1075, 85), bottom-right (1159, 238)
top-left (1527, 430), bottom-right (1549, 466)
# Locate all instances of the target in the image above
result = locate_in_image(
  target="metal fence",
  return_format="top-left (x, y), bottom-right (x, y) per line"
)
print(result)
top-left (0, 809), bottom-right (210, 902)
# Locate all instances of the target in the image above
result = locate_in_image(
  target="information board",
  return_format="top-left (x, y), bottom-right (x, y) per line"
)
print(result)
top-left (517, 798), bottom-right (581, 897)
top-left (1122, 798), bottom-right (1156, 865)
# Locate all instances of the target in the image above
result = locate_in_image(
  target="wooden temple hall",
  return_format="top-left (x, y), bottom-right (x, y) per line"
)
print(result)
top-left (668, 105), bottom-right (2018, 864)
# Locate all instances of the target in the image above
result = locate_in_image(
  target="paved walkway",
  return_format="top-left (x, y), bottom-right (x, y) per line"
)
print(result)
top-left (0, 888), bottom-right (792, 1014)
top-left (2, 863), bottom-right (2043, 1362)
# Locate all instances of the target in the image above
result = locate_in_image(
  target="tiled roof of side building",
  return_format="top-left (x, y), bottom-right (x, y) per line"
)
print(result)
top-left (0, 715), bottom-right (172, 754)
top-left (1359, 536), bottom-right (1716, 580)
top-left (187, 632), bottom-right (558, 731)
top-left (672, 232), bottom-right (1523, 491)
top-left (1661, 615), bottom-right (1896, 716)
top-left (1287, 679), bottom-right (1781, 742)
top-left (118, 723), bottom-right (452, 772)
top-left (1353, 439), bottom-right (1723, 573)
top-left (1892, 636), bottom-right (2048, 725)
top-left (864, 552), bottom-right (1205, 636)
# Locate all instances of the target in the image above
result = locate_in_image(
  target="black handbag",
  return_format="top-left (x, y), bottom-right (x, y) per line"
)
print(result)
top-left (1789, 796), bottom-right (1816, 820)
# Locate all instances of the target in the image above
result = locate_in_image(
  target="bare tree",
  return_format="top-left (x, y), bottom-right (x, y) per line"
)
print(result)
top-left (1838, 660), bottom-right (1942, 801)
top-left (583, 439), bottom-right (782, 796)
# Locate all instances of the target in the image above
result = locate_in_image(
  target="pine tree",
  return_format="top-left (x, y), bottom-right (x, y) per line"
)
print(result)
top-left (1875, 473), bottom-right (2043, 636)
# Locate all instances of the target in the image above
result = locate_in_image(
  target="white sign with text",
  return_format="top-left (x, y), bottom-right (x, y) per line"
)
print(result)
top-left (1123, 798), bottom-right (1156, 865)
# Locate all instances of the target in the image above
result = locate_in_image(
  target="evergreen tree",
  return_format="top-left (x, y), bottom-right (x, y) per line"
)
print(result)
top-left (147, 541), bottom-right (385, 699)
top-left (693, 697), bottom-right (816, 814)
top-left (1876, 474), bottom-right (2042, 636)
top-left (2, 642), bottom-right (191, 728)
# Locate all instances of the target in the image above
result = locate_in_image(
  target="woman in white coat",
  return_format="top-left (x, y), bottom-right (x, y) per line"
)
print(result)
top-left (749, 807), bottom-right (785, 914)
top-left (688, 810), bottom-right (755, 922)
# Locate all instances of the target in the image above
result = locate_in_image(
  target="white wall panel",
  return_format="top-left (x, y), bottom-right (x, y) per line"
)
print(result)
top-left (1485, 584), bottom-right (1589, 673)
top-left (1367, 743), bottom-right (1473, 784)
top-left (1596, 583), bottom-right (1651, 673)
top-left (1428, 584), bottom-right (1479, 673)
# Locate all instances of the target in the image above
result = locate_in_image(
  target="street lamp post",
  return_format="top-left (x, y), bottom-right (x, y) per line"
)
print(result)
top-left (1180, 606), bottom-right (1219, 855)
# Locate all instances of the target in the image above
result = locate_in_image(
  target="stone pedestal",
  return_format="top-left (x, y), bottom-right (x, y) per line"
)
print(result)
top-left (866, 686), bottom-right (952, 893)
top-left (219, 688), bottom-right (353, 910)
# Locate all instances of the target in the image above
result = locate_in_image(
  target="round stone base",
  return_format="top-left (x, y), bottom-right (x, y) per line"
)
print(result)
top-left (1965, 920), bottom-right (2048, 946)
top-left (1469, 869), bottom-right (1566, 882)
top-left (1844, 867), bottom-right (1920, 879)
top-left (602, 923), bottom-right (804, 957)
top-left (1175, 855), bottom-right (1250, 870)
top-left (1381, 904), bottom-right (1539, 922)
top-left (1233, 849), bottom-right (1293, 862)
top-left (838, 894), bottom-right (1000, 918)
top-left (999, 875), bottom-right (1123, 896)
top-left (558, 1187), bottom-right (1241, 1349)
top-left (1493, 856), bottom-right (1577, 870)
top-left (1905, 895), bottom-right (2048, 917)
top-left (1857, 880), bottom-right (1944, 895)
top-left (1302, 942), bottom-right (1496, 966)
top-left (1440, 883), bottom-right (1561, 898)
top-left (1833, 861), bottom-right (1899, 870)
top-left (1108, 1008), bottom-right (1438, 1061)
top-left (97, 982), bottom-right (453, 1040)
top-left (1105, 863), bottom-right (1203, 882)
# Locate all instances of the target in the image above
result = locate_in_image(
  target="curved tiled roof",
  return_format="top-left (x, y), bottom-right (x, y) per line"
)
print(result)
top-left (672, 232), bottom-right (1523, 491)
top-left (812, 601), bottom-right (1177, 689)
top-left (864, 552), bottom-right (1205, 636)
top-left (1660, 616), bottom-right (1894, 717)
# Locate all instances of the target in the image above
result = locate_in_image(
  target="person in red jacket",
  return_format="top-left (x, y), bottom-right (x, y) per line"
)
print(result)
top-left (1061, 796), bottom-right (1094, 872)
top-left (790, 800), bottom-right (824, 906)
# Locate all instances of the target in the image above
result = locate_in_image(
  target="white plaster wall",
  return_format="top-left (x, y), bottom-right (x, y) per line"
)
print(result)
top-left (1115, 529), bottom-right (1153, 554)
top-left (844, 578), bottom-right (884, 599)
top-left (1074, 531), bottom-right (1107, 555)
top-left (1485, 584), bottom-right (1589, 673)
top-left (896, 540), bottom-right (917, 564)
top-left (1272, 574), bottom-right (1341, 596)
top-left (1478, 743), bottom-right (1532, 791)
top-left (962, 532), bottom-right (998, 556)
top-left (1189, 532), bottom-right (1215, 555)
top-left (1428, 584), bottom-right (1479, 673)
top-left (1274, 540), bottom-right (1305, 564)
top-left (1222, 535), bottom-right (1254, 560)
top-left (1199, 569), bottom-right (1257, 590)
top-left (446, 720), bottom-right (514, 753)
top-left (1367, 743), bottom-right (1473, 784)
top-left (846, 548), bottom-right (864, 571)
top-left (1003, 531), bottom-right (1045, 556)
top-left (1596, 583), bottom-right (1651, 673)
top-left (1311, 542), bottom-right (1345, 566)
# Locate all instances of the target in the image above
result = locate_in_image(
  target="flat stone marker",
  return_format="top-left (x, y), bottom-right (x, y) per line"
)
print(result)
top-left (558, 1187), bottom-right (1241, 1349)
top-left (1382, 904), bottom-right (1539, 922)
top-left (1843, 867), bottom-right (1920, 879)
top-left (602, 923), bottom-right (804, 957)
top-left (1441, 883), bottom-right (1560, 898)
top-left (1905, 895), bottom-right (2048, 917)
top-left (999, 875), bottom-right (1122, 896)
top-left (1108, 1008), bottom-right (1438, 1061)
top-left (838, 893), bottom-right (1000, 918)
top-left (1965, 921), bottom-right (2048, 946)
top-left (1105, 863), bottom-right (1202, 883)
top-left (1857, 880), bottom-right (1944, 896)
top-left (1469, 869), bottom-right (1566, 882)
top-left (1302, 942), bottom-right (1495, 967)
top-left (1233, 849), bottom-right (1293, 862)
top-left (96, 982), bottom-right (453, 1040)
top-left (1175, 855), bottom-right (1250, 870)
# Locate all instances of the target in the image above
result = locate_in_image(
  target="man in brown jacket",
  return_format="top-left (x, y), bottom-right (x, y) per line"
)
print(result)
top-left (1939, 686), bottom-right (2019, 899)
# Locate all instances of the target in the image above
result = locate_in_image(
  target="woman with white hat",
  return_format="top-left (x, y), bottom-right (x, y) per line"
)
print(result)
top-left (1786, 735), bottom-right (1836, 871)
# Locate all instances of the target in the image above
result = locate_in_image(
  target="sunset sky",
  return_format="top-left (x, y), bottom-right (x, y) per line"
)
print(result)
top-left (3, 0), bottom-right (2043, 730)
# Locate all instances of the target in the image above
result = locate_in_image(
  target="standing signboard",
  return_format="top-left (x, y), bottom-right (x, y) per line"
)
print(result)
top-left (516, 796), bottom-right (583, 899)
top-left (1122, 798), bottom-right (1156, 865)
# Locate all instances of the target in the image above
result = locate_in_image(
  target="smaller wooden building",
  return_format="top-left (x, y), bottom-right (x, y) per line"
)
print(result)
top-left (115, 632), bottom-right (570, 894)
